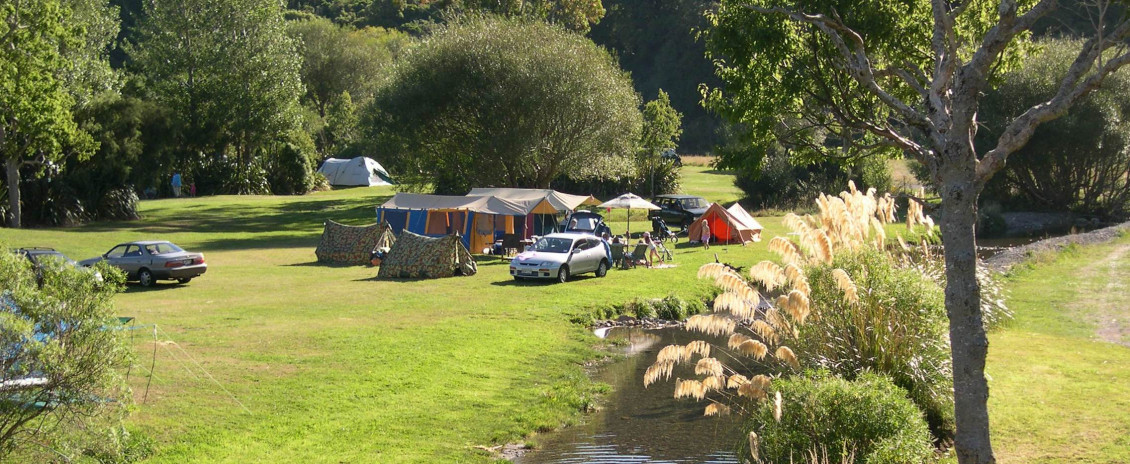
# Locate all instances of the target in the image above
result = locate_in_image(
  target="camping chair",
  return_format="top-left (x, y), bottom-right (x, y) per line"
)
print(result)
top-left (630, 243), bottom-right (649, 267)
top-left (500, 234), bottom-right (522, 260)
top-left (610, 243), bottom-right (632, 269)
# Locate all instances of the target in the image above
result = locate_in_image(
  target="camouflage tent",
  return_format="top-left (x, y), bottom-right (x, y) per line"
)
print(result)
top-left (377, 231), bottom-right (477, 279)
top-left (315, 220), bottom-right (396, 265)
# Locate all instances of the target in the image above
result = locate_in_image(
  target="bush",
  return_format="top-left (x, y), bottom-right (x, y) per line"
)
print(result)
top-left (731, 147), bottom-right (891, 211)
top-left (801, 249), bottom-right (954, 441)
top-left (569, 294), bottom-right (706, 325)
top-left (743, 372), bottom-right (934, 464)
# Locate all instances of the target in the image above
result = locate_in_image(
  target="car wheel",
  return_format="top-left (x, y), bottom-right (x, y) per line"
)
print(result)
top-left (177, 278), bottom-right (192, 284)
top-left (595, 260), bottom-right (608, 278)
top-left (138, 269), bottom-right (154, 287)
top-left (557, 265), bottom-right (569, 283)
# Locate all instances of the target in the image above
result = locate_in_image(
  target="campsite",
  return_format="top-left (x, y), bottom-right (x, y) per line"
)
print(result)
top-left (1, 164), bottom-right (1127, 462)
top-left (5, 1), bottom-right (1130, 462)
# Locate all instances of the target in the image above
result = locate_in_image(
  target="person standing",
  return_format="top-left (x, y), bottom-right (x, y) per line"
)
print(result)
top-left (701, 221), bottom-right (711, 249)
top-left (171, 172), bottom-right (183, 198)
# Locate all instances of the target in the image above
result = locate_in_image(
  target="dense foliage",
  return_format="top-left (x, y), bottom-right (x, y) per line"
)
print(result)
top-left (0, 0), bottom-right (104, 227)
top-left (588, 0), bottom-right (720, 152)
top-left (803, 249), bottom-right (953, 440)
top-left (743, 372), bottom-right (934, 464)
top-left (728, 140), bottom-right (891, 210)
top-left (979, 39), bottom-right (1130, 220)
top-left (365, 16), bottom-right (642, 194)
top-left (285, 0), bottom-right (606, 33)
top-left (130, 0), bottom-right (309, 195)
top-left (0, 250), bottom-right (136, 460)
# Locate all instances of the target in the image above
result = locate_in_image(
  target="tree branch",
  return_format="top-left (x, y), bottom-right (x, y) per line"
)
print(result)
top-left (977, 21), bottom-right (1130, 184)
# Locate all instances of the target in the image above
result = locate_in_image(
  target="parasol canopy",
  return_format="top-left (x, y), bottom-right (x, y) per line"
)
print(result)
top-left (598, 193), bottom-right (660, 238)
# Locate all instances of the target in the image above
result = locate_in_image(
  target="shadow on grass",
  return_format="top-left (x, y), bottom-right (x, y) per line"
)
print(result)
top-left (285, 261), bottom-right (369, 268)
top-left (65, 193), bottom-right (394, 239)
top-left (489, 274), bottom-right (598, 286)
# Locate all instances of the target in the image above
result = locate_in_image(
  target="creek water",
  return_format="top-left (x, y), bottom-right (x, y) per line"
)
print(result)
top-left (514, 327), bottom-right (742, 464)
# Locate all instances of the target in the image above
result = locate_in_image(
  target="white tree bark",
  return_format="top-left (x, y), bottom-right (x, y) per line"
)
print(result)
top-left (742, 1), bottom-right (1130, 462)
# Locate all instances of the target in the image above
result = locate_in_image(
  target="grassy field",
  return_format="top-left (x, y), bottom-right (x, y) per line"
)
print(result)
top-left (0, 167), bottom-right (776, 462)
top-left (988, 236), bottom-right (1130, 463)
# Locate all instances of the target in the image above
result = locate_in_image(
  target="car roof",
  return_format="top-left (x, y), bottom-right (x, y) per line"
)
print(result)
top-left (116, 240), bottom-right (175, 246)
top-left (542, 232), bottom-right (596, 240)
top-left (654, 194), bottom-right (704, 199)
top-left (569, 211), bottom-right (604, 218)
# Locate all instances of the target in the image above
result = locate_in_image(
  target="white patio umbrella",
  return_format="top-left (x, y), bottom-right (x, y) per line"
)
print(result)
top-left (598, 192), bottom-right (660, 239)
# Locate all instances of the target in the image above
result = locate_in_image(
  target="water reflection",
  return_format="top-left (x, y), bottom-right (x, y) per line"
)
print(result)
top-left (515, 327), bottom-right (741, 464)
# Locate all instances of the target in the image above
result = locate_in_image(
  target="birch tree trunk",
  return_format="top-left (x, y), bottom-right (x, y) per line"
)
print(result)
top-left (939, 143), bottom-right (994, 463)
top-left (5, 157), bottom-right (20, 228)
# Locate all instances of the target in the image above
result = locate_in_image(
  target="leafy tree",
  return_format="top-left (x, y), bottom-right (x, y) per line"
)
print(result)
top-left (0, 250), bottom-right (133, 460)
top-left (1, 0), bottom-right (103, 228)
top-left (131, 0), bottom-right (306, 194)
top-left (285, 16), bottom-right (407, 117)
top-left (287, 0), bottom-right (605, 33)
top-left (705, 0), bottom-right (1130, 462)
top-left (639, 89), bottom-right (683, 196)
top-left (324, 91), bottom-right (359, 157)
top-left (365, 16), bottom-right (642, 194)
top-left (641, 89), bottom-right (683, 154)
top-left (979, 39), bottom-right (1130, 219)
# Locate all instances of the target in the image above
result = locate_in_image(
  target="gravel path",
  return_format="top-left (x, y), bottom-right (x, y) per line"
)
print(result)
top-left (984, 220), bottom-right (1130, 272)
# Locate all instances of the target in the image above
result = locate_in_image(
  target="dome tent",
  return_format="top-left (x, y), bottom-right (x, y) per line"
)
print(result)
top-left (317, 157), bottom-right (393, 187)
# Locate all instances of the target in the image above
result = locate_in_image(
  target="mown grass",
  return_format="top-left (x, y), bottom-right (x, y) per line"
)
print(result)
top-left (989, 237), bottom-right (1130, 463)
top-left (0, 167), bottom-right (777, 462)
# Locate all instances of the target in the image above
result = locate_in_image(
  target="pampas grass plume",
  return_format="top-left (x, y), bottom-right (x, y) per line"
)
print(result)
top-left (705, 402), bottom-right (730, 417)
top-left (739, 339), bottom-right (769, 359)
top-left (695, 357), bottom-right (724, 377)
top-left (775, 346), bottom-right (800, 369)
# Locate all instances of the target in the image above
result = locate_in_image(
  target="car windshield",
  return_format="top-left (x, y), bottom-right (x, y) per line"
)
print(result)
top-left (33, 252), bottom-right (76, 265)
top-left (531, 237), bottom-right (572, 253)
top-left (680, 197), bottom-right (707, 209)
top-left (146, 243), bottom-right (184, 255)
top-left (567, 216), bottom-right (599, 231)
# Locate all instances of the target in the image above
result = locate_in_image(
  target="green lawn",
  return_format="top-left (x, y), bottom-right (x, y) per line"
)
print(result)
top-left (0, 167), bottom-right (775, 462)
top-left (989, 236), bottom-right (1130, 463)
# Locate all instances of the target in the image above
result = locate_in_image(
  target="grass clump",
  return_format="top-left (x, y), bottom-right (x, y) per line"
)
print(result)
top-left (742, 371), bottom-right (934, 464)
top-left (802, 249), bottom-right (954, 441)
top-left (570, 294), bottom-right (707, 325)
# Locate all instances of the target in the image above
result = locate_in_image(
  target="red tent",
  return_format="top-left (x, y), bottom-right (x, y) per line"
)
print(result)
top-left (687, 203), bottom-right (763, 244)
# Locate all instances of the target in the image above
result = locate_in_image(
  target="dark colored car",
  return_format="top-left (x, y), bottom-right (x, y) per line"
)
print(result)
top-left (560, 211), bottom-right (611, 237)
top-left (648, 194), bottom-right (709, 229)
top-left (80, 241), bottom-right (206, 287)
top-left (660, 148), bottom-right (682, 167)
top-left (13, 248), bottom-right (101, 287)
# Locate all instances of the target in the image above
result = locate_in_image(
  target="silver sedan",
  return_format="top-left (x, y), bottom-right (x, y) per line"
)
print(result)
top-left (509, 233), bottom-right (610, 283)
top-left (81, 241), bottom-right (207, 287)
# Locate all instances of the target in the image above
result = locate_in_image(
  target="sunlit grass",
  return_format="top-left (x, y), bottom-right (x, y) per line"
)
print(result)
top-left (0, 167), bottom-right (780, 462)
top-left (989, 236), bottom-right (1130, 463)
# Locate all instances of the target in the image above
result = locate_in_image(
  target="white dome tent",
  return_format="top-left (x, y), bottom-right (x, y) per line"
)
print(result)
top-left (317, 157), bottom-right (393, 187)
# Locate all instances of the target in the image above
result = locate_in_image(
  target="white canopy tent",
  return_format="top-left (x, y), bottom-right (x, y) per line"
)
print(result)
top-left (317, 157), bottom-right (393, 187)
top-left (598, 193), bottom-right (660, 238)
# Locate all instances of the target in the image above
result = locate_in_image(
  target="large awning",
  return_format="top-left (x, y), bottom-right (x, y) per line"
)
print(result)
top-left (379, 193), bottom-right (532, 216)
top-left (466, 188), bottom-right (599, 213)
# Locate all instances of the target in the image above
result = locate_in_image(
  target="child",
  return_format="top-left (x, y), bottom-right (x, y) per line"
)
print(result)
top-left (701, 221), bottom-right (711, 249)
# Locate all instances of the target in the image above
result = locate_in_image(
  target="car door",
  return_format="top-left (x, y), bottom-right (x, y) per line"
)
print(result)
top-left (114, 245), bottom-right (145, 277)
top-left (584, 238), bottom-right (606, 271)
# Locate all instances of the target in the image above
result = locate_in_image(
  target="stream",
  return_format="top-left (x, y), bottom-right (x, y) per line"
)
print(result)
top-left (514, 327), bottom-right (742, 464)
top-left (516, 236), bottom-right (1048, 463)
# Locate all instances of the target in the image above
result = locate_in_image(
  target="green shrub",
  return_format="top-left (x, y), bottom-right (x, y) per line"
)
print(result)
top-left (743, 372), bottom-right (934, 464)
top-left (569, 294), bottom-right (705, 325)
top-left (800, 249), bottom-right (954, 441)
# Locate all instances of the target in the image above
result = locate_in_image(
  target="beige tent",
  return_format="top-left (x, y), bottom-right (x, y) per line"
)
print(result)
top-left (466, 188), bottom-right (600, 213)
top-left (687, 203), bottom-right (763, 244)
